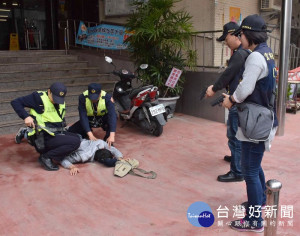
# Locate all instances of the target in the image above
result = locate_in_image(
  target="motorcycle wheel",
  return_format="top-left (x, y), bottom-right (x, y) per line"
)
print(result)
top-left (152, 120), bottom-right (163, 137)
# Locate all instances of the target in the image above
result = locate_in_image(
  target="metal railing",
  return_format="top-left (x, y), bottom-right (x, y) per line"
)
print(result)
top-left (192, 30), bottom-right (222, 70)
top-left (58, 21), bottom-right (70, 55)
top-left (267, 35), bottom-right (300, 70)
top-left (25, 29), bottom-right (42, 50)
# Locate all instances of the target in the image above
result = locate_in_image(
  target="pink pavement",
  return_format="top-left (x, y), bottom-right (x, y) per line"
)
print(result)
top-left (0, 113), bottom-right (299, 236)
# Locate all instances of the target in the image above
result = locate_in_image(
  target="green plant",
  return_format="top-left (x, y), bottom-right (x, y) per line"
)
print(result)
top-left (125, 0), bottom-right (197, 97)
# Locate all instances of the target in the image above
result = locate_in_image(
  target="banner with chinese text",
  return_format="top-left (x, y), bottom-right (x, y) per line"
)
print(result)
top-left (76, 21), bottom-right (132, 50)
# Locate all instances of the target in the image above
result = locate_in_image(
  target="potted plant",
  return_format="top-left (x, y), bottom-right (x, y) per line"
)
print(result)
top-left (125, 0), bottom-right (196, 118)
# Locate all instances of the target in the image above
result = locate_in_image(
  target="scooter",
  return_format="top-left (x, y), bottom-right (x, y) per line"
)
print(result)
top-left (105, 56), bottom-right (167, 136)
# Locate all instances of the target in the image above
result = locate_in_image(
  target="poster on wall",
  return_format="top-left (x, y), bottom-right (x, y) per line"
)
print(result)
top-left (76, 21), bottom-right (132, 50)
top-left (229, 7), bottom-right (241, 24)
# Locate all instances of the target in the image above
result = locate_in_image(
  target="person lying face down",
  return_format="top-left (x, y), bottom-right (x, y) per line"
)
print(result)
top-left (60, 139), bottom-right (124, 176)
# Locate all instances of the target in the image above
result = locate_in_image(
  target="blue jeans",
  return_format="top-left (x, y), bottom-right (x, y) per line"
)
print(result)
top-left (241, 141), bottom-right (266, 224)
top-left (227, 106), bottom-right (242, 177)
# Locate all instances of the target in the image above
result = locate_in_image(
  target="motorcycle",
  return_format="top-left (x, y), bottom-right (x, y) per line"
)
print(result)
top-left (105, 56), bottom-right (167, 137)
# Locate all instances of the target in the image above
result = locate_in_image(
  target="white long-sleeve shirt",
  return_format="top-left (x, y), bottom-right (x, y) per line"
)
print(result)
top-left (60, 139), bottom-right (123, 169)
top-left (232, 51), bottom-right (277, 151)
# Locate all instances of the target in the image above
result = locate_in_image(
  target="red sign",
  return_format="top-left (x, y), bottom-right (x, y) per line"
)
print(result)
top-left (165, 67), bottom-right (182, 88)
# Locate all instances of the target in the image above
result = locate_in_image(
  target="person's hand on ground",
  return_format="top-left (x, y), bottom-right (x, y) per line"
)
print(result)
top-left (69, 165), bottom-right (80, 176)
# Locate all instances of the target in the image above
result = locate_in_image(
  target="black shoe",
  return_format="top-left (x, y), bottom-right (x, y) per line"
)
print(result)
top-left (224, 155), bottom-right (231, 162)
top-left (15, 127), bottom-right (27, 144)
top-left (217, 171), bottom-right (244, 182)
top-left (38, 155), bottom-right (59, 171)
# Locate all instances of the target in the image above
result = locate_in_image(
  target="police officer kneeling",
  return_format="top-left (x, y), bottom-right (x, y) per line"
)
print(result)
top-left (68, 83), bottom-right (117, 147)
top-left (11, 82), bottom-right (81, 171)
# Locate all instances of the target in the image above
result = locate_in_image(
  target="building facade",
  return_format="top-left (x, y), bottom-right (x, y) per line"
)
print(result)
top-left (0, 0), bottom-right (298, 68)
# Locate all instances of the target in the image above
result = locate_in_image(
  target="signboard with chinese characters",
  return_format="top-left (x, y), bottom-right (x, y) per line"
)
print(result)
top-left (76, 21), bottom-right (132, 50)
top-left (165, 68), bottom-right (182, 88)
top-left (105, 0), bottom-right (148, 16)
top-left (105, 0), bottom-right (133, 16)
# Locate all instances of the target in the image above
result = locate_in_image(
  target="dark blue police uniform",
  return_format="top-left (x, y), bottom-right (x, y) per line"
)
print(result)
top-left (68, 83), bottom-right (117, 140)
top-left (11, 82), bottom-right (81, 171)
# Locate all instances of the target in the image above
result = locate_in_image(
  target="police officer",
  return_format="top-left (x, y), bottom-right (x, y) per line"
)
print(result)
top-left (206, 21), bottom-right (250, 182)
top-left (222, 14), bottom-right (278, 232)
top-left (11, 82), bottom-right (81, 171)
top-left (68, 83), bottom-right (117, 147)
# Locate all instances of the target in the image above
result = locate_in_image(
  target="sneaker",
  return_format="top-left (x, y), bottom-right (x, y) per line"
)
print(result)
top-left (15, 127), bottom-right (27, 144)
top-left (230, 219), bottom-right (264, 233)
top-left (241, 201), bottom-right (266, 210)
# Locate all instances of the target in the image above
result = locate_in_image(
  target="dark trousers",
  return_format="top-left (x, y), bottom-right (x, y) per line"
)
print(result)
top-left (43, 131), bottom-right (81, 162)
top-left (241, 141), bottom-right (266, 225)
top-left (68, 116), bottom-right (111, 140)
top-left (227, 106), bottom-right (242, 177)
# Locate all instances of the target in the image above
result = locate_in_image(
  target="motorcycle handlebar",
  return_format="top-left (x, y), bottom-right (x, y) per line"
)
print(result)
top-left (112, 70), bottom-right (120, 76)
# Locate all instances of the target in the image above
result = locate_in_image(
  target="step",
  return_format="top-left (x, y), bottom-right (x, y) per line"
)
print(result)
top-left (0, 50), bottom-right (66, 56)
top-left (0, 93), bottom-right (79, 110)
top-left (0, 68), bottom-right (102, 80)
top-left (0, 55), bottom-right (79, 64)
top-left (0, 86), bottom-right (115, 111)
top-left (0, 81), bottom-right (116, 101)
top-left (0, 111), bottom-right (80, 135)
top-left (0, 102), bottom-right (80, 122)
top-left (1, 74), bottom-right (113, 89)
top-left (0, 61), bottom-right (89, 72)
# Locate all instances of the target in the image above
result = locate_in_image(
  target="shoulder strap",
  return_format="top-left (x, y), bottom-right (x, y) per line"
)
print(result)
top-left (129, 168), bottom-right (157, 179)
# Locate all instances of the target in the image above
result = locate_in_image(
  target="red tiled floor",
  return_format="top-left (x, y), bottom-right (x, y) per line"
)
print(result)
top-left (0, 113), bottom-right (299, 235)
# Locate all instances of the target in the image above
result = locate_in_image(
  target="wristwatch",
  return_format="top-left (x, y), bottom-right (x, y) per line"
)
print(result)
top-left (229, 96), bottom-right (236, 105)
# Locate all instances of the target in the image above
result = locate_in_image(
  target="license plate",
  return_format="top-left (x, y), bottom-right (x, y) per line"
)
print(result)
top-left (149, 104), bottom-right (166, 116)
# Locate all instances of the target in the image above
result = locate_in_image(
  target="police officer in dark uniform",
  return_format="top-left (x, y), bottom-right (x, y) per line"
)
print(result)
top-left (11, 82), bottom-right (81, 171)
top-left (206, 21), bottom-right (250, 182)
top-left (68, 83), bottom-right (117, 147)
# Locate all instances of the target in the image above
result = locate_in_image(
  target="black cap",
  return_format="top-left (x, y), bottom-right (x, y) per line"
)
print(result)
top-left (50, 82), bottom-right (67, 104)
top-left (234, 14), bottom-right (268, 36)
top-left (217, 22), bottom-right (239, 42)
top-left (88, 83), bottom-right (101, 100)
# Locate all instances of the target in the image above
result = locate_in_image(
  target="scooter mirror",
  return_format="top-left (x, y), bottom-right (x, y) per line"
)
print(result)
top-left (140, 64), bottom-right (148, 70)
top-left (105, 56), bottom-right (113, 63)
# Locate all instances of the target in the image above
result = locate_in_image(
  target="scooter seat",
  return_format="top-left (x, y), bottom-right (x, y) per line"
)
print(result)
top-left (129, 85), bottom-right (153, 99)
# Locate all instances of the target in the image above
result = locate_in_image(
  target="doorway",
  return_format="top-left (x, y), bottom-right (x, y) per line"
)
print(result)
top-left (0, 0), bottom-right (58, 50)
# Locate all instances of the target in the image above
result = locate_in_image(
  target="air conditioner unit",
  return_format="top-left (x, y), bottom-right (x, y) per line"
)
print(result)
top-left (261, 0), bottom-right (281, 11)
